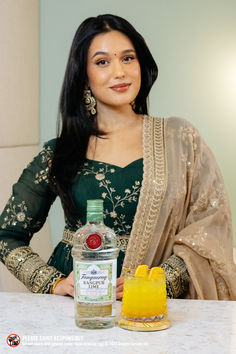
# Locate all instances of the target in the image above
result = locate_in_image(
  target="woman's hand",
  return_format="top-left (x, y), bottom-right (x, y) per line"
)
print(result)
top-left (53, 271), bottom-right (74, 297)
top-left (53, 272), bottom-right (124, 299)
top-left (116, 276), bottom-right (124, 300)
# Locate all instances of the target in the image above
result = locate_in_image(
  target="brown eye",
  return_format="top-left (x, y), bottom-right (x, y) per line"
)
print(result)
top-left (122, 56), bottom-right (135, 62)
top-left (96, 59), bottom-right (108, 66)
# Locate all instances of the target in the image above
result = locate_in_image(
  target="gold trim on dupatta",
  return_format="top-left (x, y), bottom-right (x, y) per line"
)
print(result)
top-left (121, 116), bottom-right (167, 272)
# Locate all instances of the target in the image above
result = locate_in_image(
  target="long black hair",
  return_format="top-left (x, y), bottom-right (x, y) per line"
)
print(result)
top-left (49, 14), bottom-right (158, 223)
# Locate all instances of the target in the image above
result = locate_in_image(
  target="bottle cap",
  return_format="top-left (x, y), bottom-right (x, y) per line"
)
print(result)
top-left (87, 199), bottom-right (104, 213)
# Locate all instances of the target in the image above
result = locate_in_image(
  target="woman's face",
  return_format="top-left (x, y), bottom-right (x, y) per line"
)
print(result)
top-left (86, 30), bottom-right (141, 111)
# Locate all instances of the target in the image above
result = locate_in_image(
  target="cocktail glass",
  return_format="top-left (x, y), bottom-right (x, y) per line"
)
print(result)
top-left (118, 268), bottom-right (170, 331)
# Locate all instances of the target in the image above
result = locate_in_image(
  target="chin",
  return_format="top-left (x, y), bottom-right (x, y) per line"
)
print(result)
top-left (97, 93), bottom-right (137, 109)
top-left (111, 96), bottom-right (137, 107)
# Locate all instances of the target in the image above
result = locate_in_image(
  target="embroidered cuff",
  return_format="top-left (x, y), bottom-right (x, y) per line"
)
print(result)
top-left (5, 246), bottom-right (65, 293)
top-left (161, 254), bottom-right (190, 298)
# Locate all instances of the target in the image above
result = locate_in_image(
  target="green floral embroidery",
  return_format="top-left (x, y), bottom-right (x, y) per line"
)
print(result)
top-left (78, 162), bottom-right (141, 235)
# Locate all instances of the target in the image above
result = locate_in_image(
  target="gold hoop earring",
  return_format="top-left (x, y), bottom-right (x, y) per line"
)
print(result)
top-left (83, 88), bottom-right (96, 116)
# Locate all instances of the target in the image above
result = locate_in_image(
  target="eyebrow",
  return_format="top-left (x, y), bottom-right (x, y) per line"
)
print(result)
top-left (91, 49), bottom-right (136, 59)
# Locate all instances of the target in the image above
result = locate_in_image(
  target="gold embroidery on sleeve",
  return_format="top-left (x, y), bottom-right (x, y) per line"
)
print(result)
top-left (34, 145), bottom-right (54, 185)
top-left (1, 197), bottom-right (32, 229)
top-left (5, 246), bottom-right (64, 293)
top-left (62, 228), bottom-right (75, 245)
top-left (161, 254), bottom-right (190, 298)
top-left (0, 240), bottom-right (11, 262)
top-left (1, 196), bottom-right (42, 230)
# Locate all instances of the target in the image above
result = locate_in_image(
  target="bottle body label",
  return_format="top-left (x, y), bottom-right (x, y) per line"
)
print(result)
top-left (75, 259), bottom-right (116, 303)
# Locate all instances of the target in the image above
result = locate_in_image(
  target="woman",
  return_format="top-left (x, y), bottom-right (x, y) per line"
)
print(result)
top-left (0, 14), bottom-right (235, 300)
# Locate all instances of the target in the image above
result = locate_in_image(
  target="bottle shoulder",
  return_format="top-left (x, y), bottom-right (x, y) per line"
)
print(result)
top-left (73, 222), bottom-right (117, 249)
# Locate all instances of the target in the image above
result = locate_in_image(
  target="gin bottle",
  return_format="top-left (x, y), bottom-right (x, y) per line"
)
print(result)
top-left (72, 199), bottom-right (119, 329)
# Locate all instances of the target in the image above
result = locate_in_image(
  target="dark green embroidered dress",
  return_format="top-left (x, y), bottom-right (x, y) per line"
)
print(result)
top-left (1, 115), bottom-right (233, 299)
top-left (0, 140), bottom-right (144, 291)
top-left (48, 157), bottom-right (143, 278)
top-left (0, 137), bottom-right (189, 296)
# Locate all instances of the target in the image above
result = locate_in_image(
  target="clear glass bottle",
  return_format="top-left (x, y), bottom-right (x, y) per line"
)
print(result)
top-left (72, 199), bottom-right (119, 329)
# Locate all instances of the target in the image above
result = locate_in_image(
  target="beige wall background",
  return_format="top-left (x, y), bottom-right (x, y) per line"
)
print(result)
top-left (0, 0), bottom-right (52, 292)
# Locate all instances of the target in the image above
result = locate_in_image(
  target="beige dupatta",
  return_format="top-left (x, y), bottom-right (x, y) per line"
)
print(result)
top-left (122, 115), bottom-right (236, 300)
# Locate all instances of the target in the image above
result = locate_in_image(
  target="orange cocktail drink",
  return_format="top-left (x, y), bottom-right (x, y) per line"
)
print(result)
top-left (121, 266), bottom-right (167, 320)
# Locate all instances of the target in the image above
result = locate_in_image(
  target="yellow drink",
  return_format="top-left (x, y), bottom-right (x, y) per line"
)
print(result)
top-left (122, 269), bottom-right (167, 319)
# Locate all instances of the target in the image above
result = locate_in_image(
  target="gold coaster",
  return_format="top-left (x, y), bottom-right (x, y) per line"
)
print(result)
top-left (118, 316), bottom-right (171, 332)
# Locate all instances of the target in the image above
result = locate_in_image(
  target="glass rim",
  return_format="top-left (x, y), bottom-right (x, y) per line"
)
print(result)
top-left (123, 267), bottom-right (165, 277)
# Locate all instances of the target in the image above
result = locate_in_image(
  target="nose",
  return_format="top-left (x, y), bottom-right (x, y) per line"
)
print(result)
top-left (113, 60), bottom-right (125, 79)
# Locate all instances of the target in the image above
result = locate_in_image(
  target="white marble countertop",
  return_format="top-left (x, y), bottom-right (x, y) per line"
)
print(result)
top-left (0, 292), bottom-right (235, 354)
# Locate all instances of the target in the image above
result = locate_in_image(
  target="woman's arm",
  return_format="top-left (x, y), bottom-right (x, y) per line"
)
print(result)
top-left (0, 141), bottom-right (66, 293)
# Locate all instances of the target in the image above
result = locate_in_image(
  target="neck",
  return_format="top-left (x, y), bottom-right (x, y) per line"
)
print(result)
top-left (96, 104), bottom-right (141, 133)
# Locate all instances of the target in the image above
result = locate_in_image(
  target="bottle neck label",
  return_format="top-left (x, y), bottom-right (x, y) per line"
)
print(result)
top-left (74, 260), bottom-right (117, 303)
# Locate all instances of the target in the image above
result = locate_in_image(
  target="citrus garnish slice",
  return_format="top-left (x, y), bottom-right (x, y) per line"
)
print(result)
top-left (134, 264), bottom-right (148, 277)
top-left (148, 266), bottom-right (164, 280)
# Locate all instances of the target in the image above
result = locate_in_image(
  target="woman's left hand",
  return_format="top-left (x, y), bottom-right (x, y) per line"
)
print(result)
top-left (116, 276), bottom-right (124, 300)
top-left (53, 271), bottom-right (74, 297)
